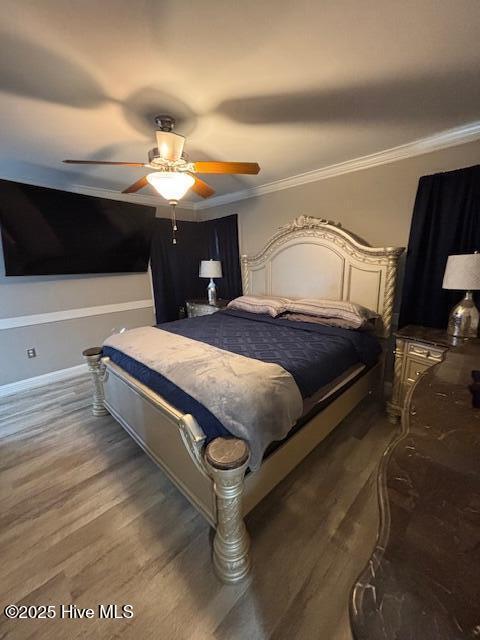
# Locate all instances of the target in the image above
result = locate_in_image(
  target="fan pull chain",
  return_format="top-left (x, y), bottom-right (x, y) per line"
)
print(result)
top-left (170, 202), bottom-right (178, 244)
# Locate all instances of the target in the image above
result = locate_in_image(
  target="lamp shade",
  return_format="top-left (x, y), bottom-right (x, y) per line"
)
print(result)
top-left (146, 171), bottom-right (195, 202)
top-left (442, 253), bottom-right (480, 290)
top-left (199, 260), bottom-right (222, 278)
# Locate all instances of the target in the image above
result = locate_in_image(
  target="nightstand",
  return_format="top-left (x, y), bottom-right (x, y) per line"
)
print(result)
top-left (386, 325), bottom-right (455, 423)
top-left (185, 299), bottom-right (229, 318)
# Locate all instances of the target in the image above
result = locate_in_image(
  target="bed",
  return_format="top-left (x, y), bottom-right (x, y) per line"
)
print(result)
top-left (83, 215), bottom-right (403, 583)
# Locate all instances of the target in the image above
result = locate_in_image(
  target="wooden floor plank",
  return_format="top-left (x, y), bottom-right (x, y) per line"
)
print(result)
top-left (0, 377), bottom-right (395, 639)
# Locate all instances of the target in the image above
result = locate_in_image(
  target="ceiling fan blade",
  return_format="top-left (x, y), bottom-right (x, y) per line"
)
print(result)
top-left (63, 160), bottom-right (145, 166)
top-left (193, 161), bottom-right (260, 175)
top-left (122, 176), bottom-right (148, 194)
top-left (189, 175), bottom-right (215, 199)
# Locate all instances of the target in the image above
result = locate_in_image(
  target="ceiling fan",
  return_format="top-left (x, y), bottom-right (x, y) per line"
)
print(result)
top-left (63, 115), bottom-right (260, 243)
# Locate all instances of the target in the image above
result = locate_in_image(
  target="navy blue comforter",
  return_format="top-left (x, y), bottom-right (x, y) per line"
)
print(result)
top-left (162, 309), bottom-right (380, 397)
top-left (103, 309), bottom-right (381, 442)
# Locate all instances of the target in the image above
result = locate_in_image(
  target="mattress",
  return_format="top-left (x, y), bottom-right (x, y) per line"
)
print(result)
top-left (103, 310), bottom-right (381, 446)
top-left (301, 363), bottom-right (366, 415)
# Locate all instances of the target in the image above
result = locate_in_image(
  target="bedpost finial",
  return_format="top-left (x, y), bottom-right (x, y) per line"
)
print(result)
top-left (205, 438), bottom-right (249, 469)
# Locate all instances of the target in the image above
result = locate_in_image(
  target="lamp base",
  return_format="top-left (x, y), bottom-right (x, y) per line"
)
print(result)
top-left (207, 278), bottom-right (217, 306)
top-left (447, 291), bottom-right (479, 338)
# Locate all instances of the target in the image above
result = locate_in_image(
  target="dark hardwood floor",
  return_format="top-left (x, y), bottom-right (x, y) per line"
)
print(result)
top-left (0, 375), bottom-right (395, 639)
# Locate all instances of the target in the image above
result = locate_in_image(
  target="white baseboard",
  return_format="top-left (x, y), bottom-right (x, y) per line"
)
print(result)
top-left (0, 363), bottom-right (87, 398)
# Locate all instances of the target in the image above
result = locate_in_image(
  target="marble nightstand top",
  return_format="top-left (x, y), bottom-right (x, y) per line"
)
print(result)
top-left (395, 324), bottom-right (458, 348)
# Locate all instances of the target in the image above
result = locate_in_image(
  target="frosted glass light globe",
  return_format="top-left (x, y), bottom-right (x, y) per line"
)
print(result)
top-left (146, 171), bottom-right (194, 202)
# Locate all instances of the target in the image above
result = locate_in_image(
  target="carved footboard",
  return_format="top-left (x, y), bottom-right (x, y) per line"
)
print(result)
top-left (82, 348), bottom-right (252, 584)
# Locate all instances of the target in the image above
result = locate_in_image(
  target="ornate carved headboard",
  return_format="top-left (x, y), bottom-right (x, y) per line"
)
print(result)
top-left (241, 216), bottom-right (404, 337)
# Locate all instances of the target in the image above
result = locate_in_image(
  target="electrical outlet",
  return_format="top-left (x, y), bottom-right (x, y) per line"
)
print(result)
top-left (27, 348), bottom-right (37, 358)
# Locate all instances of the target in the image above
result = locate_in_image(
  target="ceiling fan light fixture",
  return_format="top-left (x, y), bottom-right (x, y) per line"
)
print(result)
top-left (146, 171), bottom-right (195, 202)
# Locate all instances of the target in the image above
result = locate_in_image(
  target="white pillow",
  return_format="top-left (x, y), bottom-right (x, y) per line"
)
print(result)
top-left (286, 298), bottom-right (378, 329)
top-left (227, 295), bottom-right (290, 318)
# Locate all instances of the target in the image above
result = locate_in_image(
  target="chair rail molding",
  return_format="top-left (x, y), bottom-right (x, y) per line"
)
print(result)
top-left (0, 299), bottom-right (154, 331)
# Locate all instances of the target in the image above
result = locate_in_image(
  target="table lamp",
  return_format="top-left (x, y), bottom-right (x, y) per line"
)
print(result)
top-left (199, 260), bottom-right (222, 305)
top-left (442, 252), bottom-right (480, 338)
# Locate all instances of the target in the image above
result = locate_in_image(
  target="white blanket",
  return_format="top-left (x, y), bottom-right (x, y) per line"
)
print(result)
top-left (104, 326), bottom-right (303, 469)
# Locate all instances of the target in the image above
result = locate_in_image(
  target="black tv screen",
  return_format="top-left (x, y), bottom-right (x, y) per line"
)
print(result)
top-left (0, 179), bottom-right (155, 275)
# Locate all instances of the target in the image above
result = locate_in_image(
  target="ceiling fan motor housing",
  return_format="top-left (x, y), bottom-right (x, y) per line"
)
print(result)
top-left (154, 115), bottom-right (175, 131)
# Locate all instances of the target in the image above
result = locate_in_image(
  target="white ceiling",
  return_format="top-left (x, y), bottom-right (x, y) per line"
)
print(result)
top-left (1, 0), bottom-right (479, 203)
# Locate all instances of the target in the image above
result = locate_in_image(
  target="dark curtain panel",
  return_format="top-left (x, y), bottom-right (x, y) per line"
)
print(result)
top-left (150, 218), bottom-right (207, 323)
top-left (399, 164), bottom-right (480, 329)
top-left (203, 214), bottom-right (243, 300)
top-left (150, 214), bottom-right (242, 323)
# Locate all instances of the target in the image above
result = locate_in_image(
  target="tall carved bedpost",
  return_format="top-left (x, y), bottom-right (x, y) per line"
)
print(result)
top-left (205, 438), bottom-right (251, 584)
top-left (382, 248), bottom-right (404, 422)
top-left (386, 337), bottom-right (406, 424)
top-left (240, 254), bottom-right (249, 295)
top-left (82, 347), bottom-right (108, 417)
top-left (382, 251), bottom-right (401, 338)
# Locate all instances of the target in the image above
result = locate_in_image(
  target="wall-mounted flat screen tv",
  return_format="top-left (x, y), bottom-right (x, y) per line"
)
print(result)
top-left (0, 179), bottom-right (156, 275)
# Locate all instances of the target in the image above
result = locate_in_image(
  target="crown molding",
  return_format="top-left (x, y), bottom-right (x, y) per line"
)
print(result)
top-left (0, 173), bottom-right (196, 210)
top-left (195, 120), bottom-right (480, 210)
top-left (3, 121), bottom-right (479, 213)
